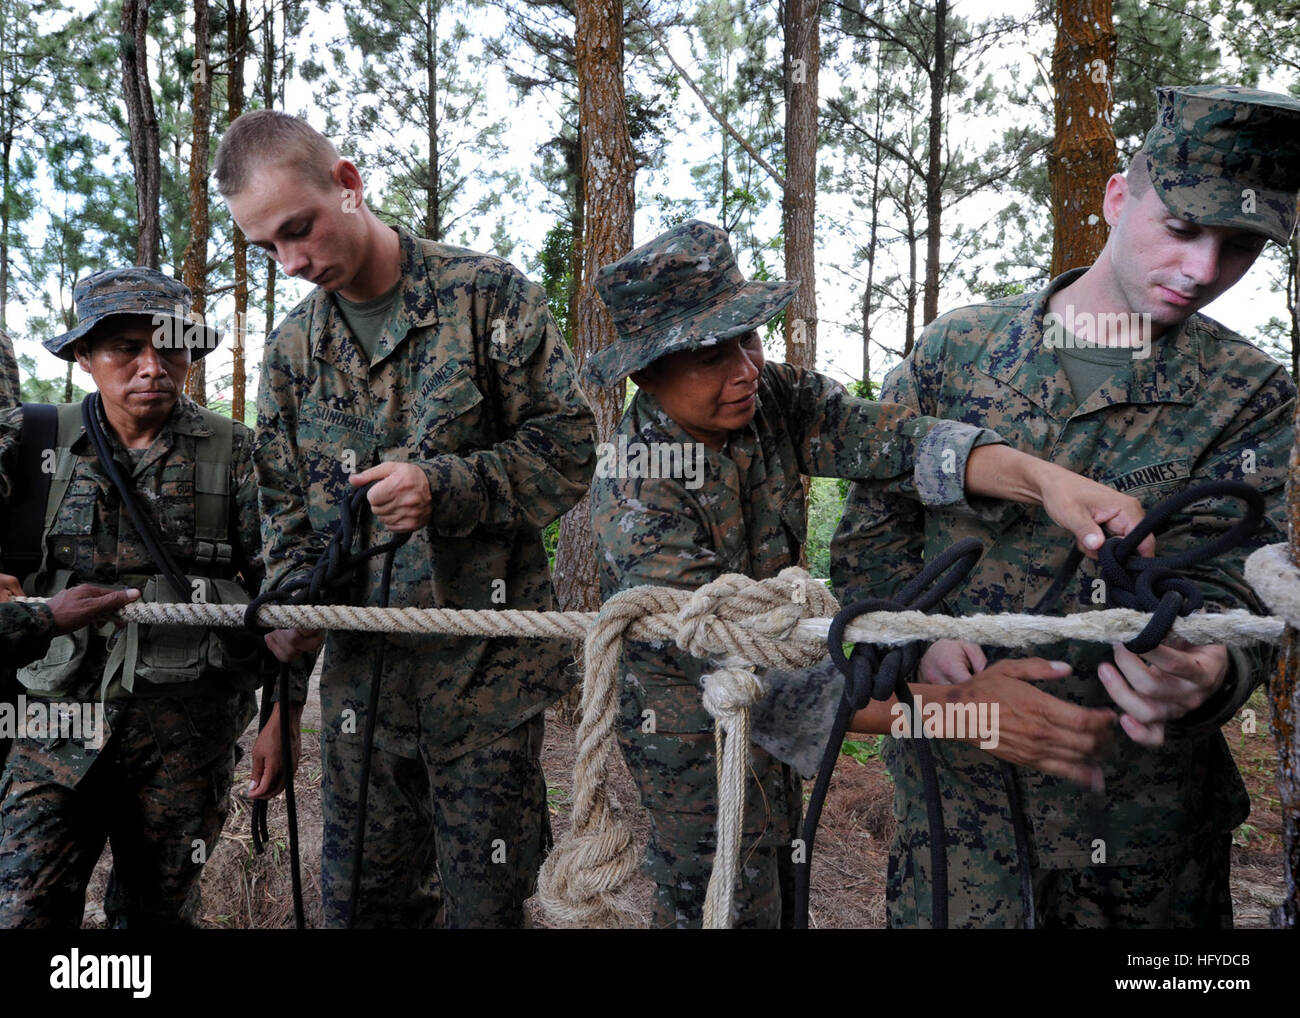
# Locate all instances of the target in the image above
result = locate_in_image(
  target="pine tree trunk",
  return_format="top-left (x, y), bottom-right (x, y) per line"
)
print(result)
top-left (425, 0), bottom-right (442, 241)
top-left (922, 0), bottom-right (946, 326)
top-left (1049, 0), bottom-right (1116, 277)
top-left (260, 0), bottom-right (278, 364)
top-left (228, 0), bottom-right (249, 422)
top-left (552, 0), bottom-right (635, 615)
top-left (782, 0), bottom-right (818, 371)
top-left (122, 0), bottom-right (162, 269)
top-left (181, 0), bottom-right (212, 404)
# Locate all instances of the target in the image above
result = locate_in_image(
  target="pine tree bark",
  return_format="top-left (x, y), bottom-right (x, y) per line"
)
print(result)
top-left (1049, 0), bottom-right (1116, 277)
top-left (260, 0), bottom-right (278, 362)
top-left (921, 0), bottom-right (946, 326)
top-left (1280, 230), bottom-right (1300, 929)
top-left (122, 0), bottom-right (162, 269)
top-left (552, 0), bottom-right (635, 614)
top-left (181, 0), bottom-right (212, 404)
top-left (782, 0), bottom-right (818, 371)
top-left (227, 0), bottom-right (249, 422)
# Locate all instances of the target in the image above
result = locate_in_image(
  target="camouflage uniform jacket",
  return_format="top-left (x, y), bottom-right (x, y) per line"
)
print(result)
top-left (254, 227), bottom-right (595, 762)
top-left (831, 268), bottom-right (1295, 869)
top-left (594, 360), bottom-right (1005, 719)
top-left (0, 395), bottom-right (263, 784)
top-left (0, 602), bottom-right (55, 669)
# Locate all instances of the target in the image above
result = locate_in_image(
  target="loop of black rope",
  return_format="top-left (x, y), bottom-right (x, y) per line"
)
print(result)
top-left (1094, 479), bottom-right (1264, 653)
top-left (244, 481), bottom-right (410, 930)
top-left (800, 479), bottom-right (1266, 932)
top-left (795, 537), bottom-right (983, 930)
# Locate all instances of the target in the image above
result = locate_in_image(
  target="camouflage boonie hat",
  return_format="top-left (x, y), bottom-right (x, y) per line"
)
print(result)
top-left (45, 267), bottom-right (221, 361)
top-left (1139, 84), bottom-right (1300, 245)
top-left (583, 220), bottom-right (798, 387)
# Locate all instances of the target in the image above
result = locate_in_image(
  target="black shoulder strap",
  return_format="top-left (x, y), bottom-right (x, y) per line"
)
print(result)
top-left (1, 402), bottom-right (58, 580)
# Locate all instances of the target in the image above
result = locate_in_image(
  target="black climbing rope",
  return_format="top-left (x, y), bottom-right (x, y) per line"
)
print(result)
top-left (795, 537), bottom-right (983, 930)
top-left (1028, 478), bottom-right (1265, 930)
top-left (243, 482), bottom-right (409, 930)
top-left (802, 478), bottom-right (1266, 931)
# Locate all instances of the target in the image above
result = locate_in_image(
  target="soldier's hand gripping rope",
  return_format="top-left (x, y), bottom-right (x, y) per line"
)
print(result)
top-left (244, 483), bottom-right (410, 930)
top-left (803, 479), bottom-right (1265, 931)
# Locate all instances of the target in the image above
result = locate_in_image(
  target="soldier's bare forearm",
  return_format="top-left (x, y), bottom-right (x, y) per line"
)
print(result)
top-left (964, 445), bottom-right (1152, 557)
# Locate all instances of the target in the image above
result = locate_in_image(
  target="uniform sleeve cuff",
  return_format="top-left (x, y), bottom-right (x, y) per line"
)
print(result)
top-left (914, 421), bottom-right (1007, 516)
top-left (419, 456), bottom-right (483, 537)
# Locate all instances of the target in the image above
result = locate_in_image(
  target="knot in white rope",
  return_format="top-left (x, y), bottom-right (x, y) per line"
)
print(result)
top-left (701, 658), bottom-right (766, 732)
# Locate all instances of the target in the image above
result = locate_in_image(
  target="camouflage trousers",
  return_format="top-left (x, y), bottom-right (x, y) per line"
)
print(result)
top-left (887, 828), bottom-right (1234, 929)
top-left (618, 674), bottom-right (803, 929)
top-left (0, 692), bottom-right (253, 929)
top-left (319, 712), bottom-right (550, 929)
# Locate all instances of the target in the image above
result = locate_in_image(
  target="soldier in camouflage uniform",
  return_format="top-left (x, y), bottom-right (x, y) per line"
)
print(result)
top-left (0, 268), bottom-right (296, 928)
top-left (831, 85), bottom-right (1300, 928)
top-left (215, 111), bottom-right (596, 928)
top-left (589, 220), bottom-right (1154, 928)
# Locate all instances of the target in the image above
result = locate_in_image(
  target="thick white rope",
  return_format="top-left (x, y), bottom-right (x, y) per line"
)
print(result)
top-left (15, 598), bottom-right (1285, 647)
top-left (535, 568), bottom-right (836, 927)
top-left (1244, 542), bottom-right (1300, 630)
top-left (700, 658), bottom-right (764, 929)
top-left (16, 541), bottom-right (1296, 928)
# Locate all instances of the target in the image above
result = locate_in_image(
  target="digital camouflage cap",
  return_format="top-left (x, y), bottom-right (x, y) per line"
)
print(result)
top-left (45, 267), bottom-right (222, 361)
top-left (583, 219), bottom-right (798, 387)
top-left (1140, 84), bottom-right (1300, 245)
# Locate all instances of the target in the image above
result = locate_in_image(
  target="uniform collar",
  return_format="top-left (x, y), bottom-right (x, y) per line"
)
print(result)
top-left (72, 394), bottom-right (206, 474)
top-left (975, 268), bottom-right (1203, 419)
top-left (307, 226), bottom-right (440, 376)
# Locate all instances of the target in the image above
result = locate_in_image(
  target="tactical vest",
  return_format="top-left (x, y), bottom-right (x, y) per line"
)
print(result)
top-left (16, 401), bottom-right (257, 700)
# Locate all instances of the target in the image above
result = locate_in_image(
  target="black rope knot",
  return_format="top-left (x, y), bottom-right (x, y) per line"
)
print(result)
top-left (795, 536), bottom-right (983, 930)
top-left (1094, 480), bottom-right (1264, 653)
top-left (243, 483), bottom-right (411, 632)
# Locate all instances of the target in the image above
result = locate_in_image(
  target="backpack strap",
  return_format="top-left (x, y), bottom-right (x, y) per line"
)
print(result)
top-left (191, 406), bottom-right (233, 572)
top-left (0, 402), bottom-right (58, 581)
top-left (33, 404), bottom-right (87, 580)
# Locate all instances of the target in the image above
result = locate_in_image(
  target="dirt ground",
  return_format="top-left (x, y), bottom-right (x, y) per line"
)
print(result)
top-left (77, 680), bottom-right (1288, 929)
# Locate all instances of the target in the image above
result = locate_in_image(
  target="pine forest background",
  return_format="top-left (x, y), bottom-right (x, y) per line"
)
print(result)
top-left (4, 0), bottom-right (1299, 590)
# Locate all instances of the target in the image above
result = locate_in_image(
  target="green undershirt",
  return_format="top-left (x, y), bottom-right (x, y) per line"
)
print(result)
top-left (336, 282), bottom-right (401, 362)
top-left (1054, 337), bottom-right (1137, 403)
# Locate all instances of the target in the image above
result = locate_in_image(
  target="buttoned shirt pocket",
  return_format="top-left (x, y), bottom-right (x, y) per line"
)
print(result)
top-left (415, 367), bottom-right (485, 457)
top-left (297, 397), bottom-right (375, 534)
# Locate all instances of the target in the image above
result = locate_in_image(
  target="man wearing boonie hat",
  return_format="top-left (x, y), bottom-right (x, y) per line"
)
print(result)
top-left (0, 267), bottom-right (297, 927)
top-left (833, 85), bottom-right (1300, 928)
top-left (590, 219), bottom-right (1157, 928)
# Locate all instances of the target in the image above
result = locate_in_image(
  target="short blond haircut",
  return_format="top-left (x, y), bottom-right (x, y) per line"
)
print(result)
top-left (214, 110), bottom-right (340, 197)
